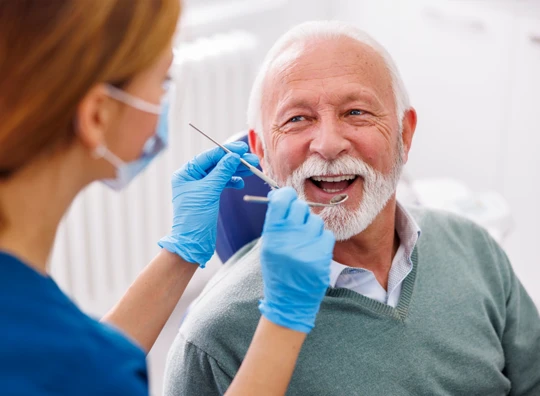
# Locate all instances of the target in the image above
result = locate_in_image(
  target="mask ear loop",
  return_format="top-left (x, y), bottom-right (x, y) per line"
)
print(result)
top-left (72, 117), bottom-right (125, 169)
top-left (105, 85), bottom-right (162, 114)
top-left (92, 144), bottom-right (125, 168)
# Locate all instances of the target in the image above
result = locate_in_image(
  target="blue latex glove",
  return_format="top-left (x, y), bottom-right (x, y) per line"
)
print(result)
top-left (259, 187), bottom-right (335, 333)
top-left (158, 142), bottom-right (259, 267)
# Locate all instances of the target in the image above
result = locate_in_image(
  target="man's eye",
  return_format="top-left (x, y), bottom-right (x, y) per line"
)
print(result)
top-left (349, 109), bottom-right (365, 116)
top-left (288, 116), bottom-right (305, 123)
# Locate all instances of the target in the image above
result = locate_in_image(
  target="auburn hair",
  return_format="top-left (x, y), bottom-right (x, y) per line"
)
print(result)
top-left (0, 0), bottom-right (181, 178)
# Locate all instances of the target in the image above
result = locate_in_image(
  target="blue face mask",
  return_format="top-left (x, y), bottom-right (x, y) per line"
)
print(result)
top-left (94, 84), bottom-right (172, 190)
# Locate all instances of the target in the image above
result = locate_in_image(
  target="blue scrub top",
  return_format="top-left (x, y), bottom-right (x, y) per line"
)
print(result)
top-left (0, 251), bottom-right (148, 395)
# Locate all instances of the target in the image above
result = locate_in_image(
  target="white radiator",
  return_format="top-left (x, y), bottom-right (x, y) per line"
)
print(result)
top-left (49, 31), bottom-right (259, 317)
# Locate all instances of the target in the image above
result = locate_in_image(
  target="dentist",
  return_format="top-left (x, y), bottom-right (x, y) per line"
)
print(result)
top-left (0, 1), bottom-right (334, 395)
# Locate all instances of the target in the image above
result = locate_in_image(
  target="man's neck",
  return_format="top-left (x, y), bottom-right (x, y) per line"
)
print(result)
top-left (332, 198), bottom-right (399, 290)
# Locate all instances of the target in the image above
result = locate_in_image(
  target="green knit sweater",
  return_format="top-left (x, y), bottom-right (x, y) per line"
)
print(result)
top-left (164, 207), bottom-right (540, 395)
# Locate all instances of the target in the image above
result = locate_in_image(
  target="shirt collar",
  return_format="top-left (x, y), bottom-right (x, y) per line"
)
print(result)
top-left (329, 260), bottom-right (348, 287)
top-left (395, 201), bottom-right (422, 257)
top-left (328, 200), bottom-right (422, 287)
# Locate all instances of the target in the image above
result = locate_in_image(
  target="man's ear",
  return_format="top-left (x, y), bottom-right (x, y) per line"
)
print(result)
top-left (248, 129), bottom-right (265, 164)
top-left (400, 107), bottom-right (417, 163)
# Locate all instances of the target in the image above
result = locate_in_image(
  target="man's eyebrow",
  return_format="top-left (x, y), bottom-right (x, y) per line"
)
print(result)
top-left (275, 98), bottom-right (314, 118)
top-left (340, 91), bottom-right (382, 107)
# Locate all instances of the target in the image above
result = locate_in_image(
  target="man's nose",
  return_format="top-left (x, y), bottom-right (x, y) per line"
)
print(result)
top-left (309, 118), bottom-right (352, 161)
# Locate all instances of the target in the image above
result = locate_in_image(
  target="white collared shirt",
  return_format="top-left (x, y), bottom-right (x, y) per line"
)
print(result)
top-left (329, 202), bottom-right (421, 307)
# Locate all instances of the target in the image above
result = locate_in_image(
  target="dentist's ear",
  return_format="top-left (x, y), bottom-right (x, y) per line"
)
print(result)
top-left (76, 84), bottom-right (114, 152)
top-left (400, 108), bottom-right (417, 164)
top-left (248, 129), bottom-right (265, 165)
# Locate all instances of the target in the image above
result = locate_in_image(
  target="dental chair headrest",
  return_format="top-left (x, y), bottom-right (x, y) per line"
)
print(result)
top-left (215, 132), bottom-right (270, 263)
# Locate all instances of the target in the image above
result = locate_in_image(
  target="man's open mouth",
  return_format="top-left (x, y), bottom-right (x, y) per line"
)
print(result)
top-left (308, 174), bottom-right (359, 194)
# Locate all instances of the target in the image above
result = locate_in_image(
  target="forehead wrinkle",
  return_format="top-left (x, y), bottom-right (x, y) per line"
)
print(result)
top-left (274, 88), bottom-right (323, 118)
top-left (273, 59), bottom-right (391, 108)
top-left (278, 62), bottom-right (373, 85)
top-left (276, 78), bottom-right (385, 113)
top-left (275, 69), bottom-right (378, 110)
top-left (339, 85), bottom-right (385, 109)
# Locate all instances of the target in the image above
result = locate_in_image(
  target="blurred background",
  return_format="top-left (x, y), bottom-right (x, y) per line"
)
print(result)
top-left (48, 0), bottom-right (539, 394)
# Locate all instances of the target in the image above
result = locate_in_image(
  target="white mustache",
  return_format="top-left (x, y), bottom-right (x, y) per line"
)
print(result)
top-left (288, 155), bottom-right (374, 184)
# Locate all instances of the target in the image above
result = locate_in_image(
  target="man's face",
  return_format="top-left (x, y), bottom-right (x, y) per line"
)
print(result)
top-left (256, 37), bottom-right (406, 240)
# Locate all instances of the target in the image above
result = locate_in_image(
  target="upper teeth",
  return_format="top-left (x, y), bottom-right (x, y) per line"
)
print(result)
top-left (311, 175), bottom-right (356, 182)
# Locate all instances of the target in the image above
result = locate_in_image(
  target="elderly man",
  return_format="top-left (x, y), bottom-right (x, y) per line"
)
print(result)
top-left (164, 21), bottom-right (540, 395)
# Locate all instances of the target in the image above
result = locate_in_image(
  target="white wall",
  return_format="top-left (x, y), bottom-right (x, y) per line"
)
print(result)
top-left (502, 8), bottom-right (540, 306)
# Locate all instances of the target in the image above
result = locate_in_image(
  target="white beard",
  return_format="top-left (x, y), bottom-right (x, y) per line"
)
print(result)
top-left (264, 136), bottom-right (404, 241)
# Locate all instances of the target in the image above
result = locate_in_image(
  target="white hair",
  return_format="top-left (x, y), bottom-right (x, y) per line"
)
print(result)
top-left (246, 20), bottom-right (410, 135)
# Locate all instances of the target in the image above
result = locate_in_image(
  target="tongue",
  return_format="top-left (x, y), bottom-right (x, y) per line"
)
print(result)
top-left (318, 180), bottom-right (349, 191)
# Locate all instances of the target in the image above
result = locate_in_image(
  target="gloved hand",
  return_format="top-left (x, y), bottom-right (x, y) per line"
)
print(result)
top-left (158, 142), bottom-right (259, 267)
top-left (259, 187), bottom-right (335, 333)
